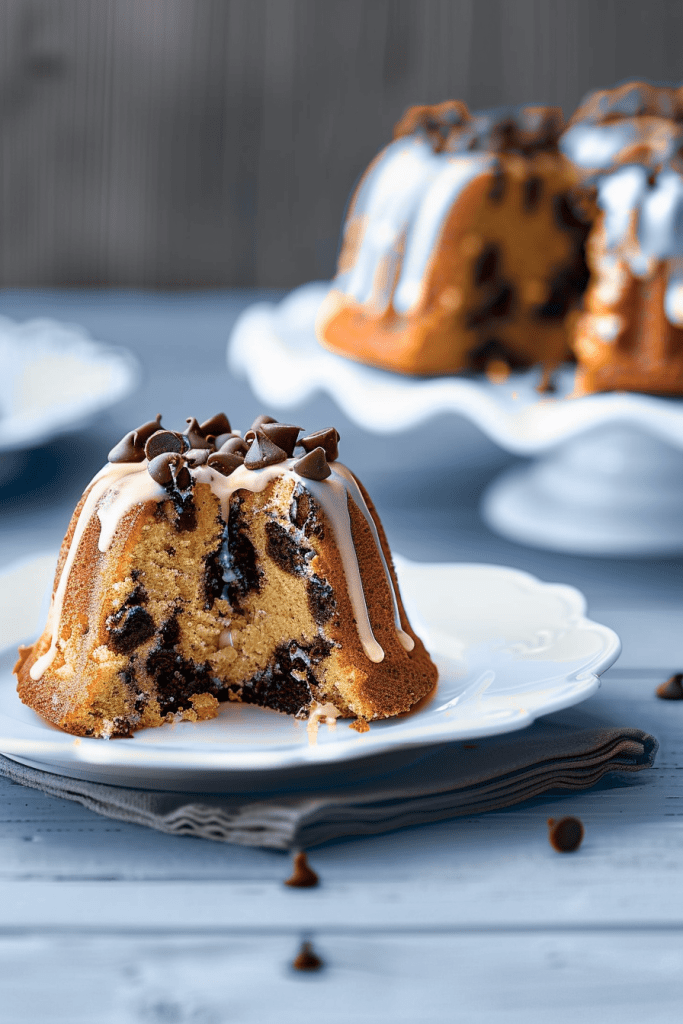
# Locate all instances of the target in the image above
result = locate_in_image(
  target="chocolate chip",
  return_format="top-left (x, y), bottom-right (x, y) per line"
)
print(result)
top-left (184, 417), bottom-right (212, 450)
top-left (285, 851), bottom-right (319, 888)
top-left (249, 414), bottom-right (277, 433)
top-left (294, 447), bottom-right (331, 481)
top-left (218, 435), bottom-right (249, 456)
top-left (184, 448), bottom-right (210, 467)
top-left (466, 283), bottom-right (514, 328)
top-left (133, 414), bottom-right (163, 446)
top-left (244, 429), bottom-right (288, 470)
top-left (207, 452), bottom-right (244, 477)
top-left (214, 432), bottom-right (239, 450)
top-left (488, 165), bottom-right (506, 203)
top-left (200, 412), bottom-right (231, 438)
top-left (298, 427), bottom-right (339, 462)
top-left (547, 816), bottom-right (584, 853)
top-left (145, 430), bottom-right (186, 461)
top-left (292, 940), bottom-right (323, 972)
top-left (553, 194), bottom-right (586, 231)
top-left (523, 175), bottom-right (543, 211)
top-left (260, 422), bottom-right (301, 457)
top-left (108, 431), bottom-right (145, 464)
top-left (175, 464), bottom-right (192, 490)
top-left (656, 673), bottom-right (683, 700)
top-left (148, 451), bottom-right (183, 485)
top-left (473, 244), bottom-right (500, 286)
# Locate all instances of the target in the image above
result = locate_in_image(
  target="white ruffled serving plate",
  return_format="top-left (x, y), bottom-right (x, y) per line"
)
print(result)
top-left (0, 553), bottom-right (620, 790)
top-left (0, 315), bottom-right (139, 454)
top-left (228, 283), bottom-right (683, 555)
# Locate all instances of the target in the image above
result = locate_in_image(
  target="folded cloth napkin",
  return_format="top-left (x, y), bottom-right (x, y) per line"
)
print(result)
top-left (0, 711), bottom-right (657, 849)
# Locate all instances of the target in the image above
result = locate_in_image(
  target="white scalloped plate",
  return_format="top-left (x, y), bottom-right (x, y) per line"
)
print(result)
top-left (0, 316), bottom-right (140, 454)
top-left (0, 552), bottom-right (620, 790)
top-left (227, 282), bottom-right (683, 456)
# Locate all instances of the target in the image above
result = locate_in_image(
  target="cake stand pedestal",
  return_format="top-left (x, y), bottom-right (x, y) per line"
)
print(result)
top-left (482, 426), bottom-right (683, 555)
top-left (228, 283), bottom-right (683, 556)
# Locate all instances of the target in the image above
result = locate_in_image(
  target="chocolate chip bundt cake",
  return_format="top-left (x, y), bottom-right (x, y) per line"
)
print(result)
top-left (15, 414), bottom-right (437, 738)
top-left (561, 81), bottom-right (683, 396)
top-left (316, 100), bottom-right (590, 382)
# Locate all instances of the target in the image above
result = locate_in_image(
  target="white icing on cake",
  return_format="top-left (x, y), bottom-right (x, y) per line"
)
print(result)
top-left (338, 135), bottom-right (493, 316)
top-left (590, 161), bottom-right (683, 326)
top-left (30, 455), bottom-right (412, 680)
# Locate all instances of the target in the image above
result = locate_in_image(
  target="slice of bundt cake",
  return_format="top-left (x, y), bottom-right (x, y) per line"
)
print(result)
top-left (15, 414), bottom-right (437, 738)
top-left (561, 81), bottom-right (683, 396)
top-left (316, 101), bottom-right (590, 382)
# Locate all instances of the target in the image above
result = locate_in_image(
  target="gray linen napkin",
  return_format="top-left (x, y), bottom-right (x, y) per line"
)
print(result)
top-left (0, 711), bottom-right (657, 849)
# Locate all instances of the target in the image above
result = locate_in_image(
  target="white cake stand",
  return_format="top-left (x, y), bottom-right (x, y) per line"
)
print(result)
top-left (227, 283), bottom-right (683, 556)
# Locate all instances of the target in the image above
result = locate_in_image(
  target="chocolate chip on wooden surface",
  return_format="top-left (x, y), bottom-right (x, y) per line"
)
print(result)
top-left (292, 940), bottom-right (324, 972)
top-left (285, 851), bottom-right (319, 888)
top-left (656, 673), bottom-right (683, 700)
top-left (548, 816), bottom-right (584, 852)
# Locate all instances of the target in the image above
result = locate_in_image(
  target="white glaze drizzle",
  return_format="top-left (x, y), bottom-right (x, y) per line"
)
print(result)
top-left (29, 461), bottom-right (165, 680)
top-left (338, 136), bottom-right (493, 316)
top-left (562, 114), bottom-right (683, 327)
top-left (30, 455), bottom-right (411, 680)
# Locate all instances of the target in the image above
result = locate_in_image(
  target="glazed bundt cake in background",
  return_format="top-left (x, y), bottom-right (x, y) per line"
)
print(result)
top-left (561, 80), bottom-right (683, 396)
top-left (316, 100), bottom-right (591, 383)
top-left (15, 414), bottom-right (437, 738)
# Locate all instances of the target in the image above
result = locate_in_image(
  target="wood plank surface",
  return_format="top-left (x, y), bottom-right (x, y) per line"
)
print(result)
top-left (1, 0), bottom-right (683, 288)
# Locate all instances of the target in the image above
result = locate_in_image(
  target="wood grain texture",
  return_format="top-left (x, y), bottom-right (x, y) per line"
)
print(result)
top-left (1, 0), bottom-right (683, 287)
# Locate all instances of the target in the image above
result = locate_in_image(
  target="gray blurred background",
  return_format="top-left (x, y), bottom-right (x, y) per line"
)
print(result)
top-left (1, 0), bottom-right (683, 289)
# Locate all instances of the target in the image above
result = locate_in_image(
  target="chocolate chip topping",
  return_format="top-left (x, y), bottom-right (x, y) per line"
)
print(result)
top-left (214, 431), bottom-right (237, 450)
top-left (284, 851), bottom-right (319, 888)
top-left (547, 816), bottom-right (584, 853)
top-left (260, 422), bottom-right (301, 457)
top-left (200, 412), bottom-right (231, 438)
top-left (147, 451), bottom-right (183, 486)
top-left (184, 448), bottom-right (210, 467)
top-left (298, 427), bottom-right (339, 462)
top-left (244, 429), bottom-right (288, 470)
top-left (184, 417), bottom-right (212, 450)
top-left (218, 435), bottom-right (249, 456)
top-left (249, 414), bottom-right (277, 433)
top-left (133, 414), bottom-right (163, 445)
top-left (207, 452), bottom-right (244, 477)
top-left (145, 430), bottom-right (186, 461)
top-left (108, 430), bottom-right (146, 464)
top-left (656, 673), bottom-right (683, 700)
top-left (294, 447), bottom-right (331, 481)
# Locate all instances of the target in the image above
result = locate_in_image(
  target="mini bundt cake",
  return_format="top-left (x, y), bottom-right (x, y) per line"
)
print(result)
top-left (561, 80), bottom-right (683, 396)
top-left (15, 414), bottom-right (437, 738)
top-left (316, 100), bottom-right (590, 382)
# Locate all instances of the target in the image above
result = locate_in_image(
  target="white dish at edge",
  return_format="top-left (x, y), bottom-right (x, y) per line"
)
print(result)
top-left (0, 315), bottom-right (140, 454)
top-left (0, 553), bottom-right (620, 790)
